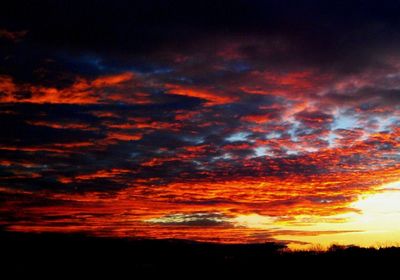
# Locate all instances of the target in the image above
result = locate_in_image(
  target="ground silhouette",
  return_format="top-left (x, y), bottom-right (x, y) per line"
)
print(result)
top-left (1, 231), bottom-right (399, 274)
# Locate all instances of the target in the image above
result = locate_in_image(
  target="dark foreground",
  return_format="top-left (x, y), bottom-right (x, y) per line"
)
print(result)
top-left (1, 231), bottom-right (399, 274)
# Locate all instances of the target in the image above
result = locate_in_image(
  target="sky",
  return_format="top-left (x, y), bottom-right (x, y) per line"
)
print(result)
top-left (0, 0), bottom-right (399, 249)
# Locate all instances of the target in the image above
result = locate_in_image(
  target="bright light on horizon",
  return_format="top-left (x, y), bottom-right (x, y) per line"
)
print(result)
top-left (232, 180), bottom-right (400, 249)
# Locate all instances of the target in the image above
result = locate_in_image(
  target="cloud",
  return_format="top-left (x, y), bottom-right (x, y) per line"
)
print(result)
top-left (0, 28), bottom-right (27, 42)
top-left (0, 0), bottom-right (400, 245)
top-left (0, 72), bottom-right (135, 104)
top-left (146, 213), bottom-right (231, 227)
top-left (165, 84), bottom-right (237, 106)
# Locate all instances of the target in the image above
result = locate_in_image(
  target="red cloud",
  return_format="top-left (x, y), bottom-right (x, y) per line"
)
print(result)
top-left (1, 38), bottom-right (400, 246)
top-left (91, 72), bottom-right (134, 87)
top-left (241, 114), bottom-right (272, 124)
top-left (0, 72), bottom-right (134, 104)
top-left (165, 84), bottom-right (237, 106)
top-left (107, 132), bottom-right (143, 141)
top-left (0, 29), bottom-right (27, 42)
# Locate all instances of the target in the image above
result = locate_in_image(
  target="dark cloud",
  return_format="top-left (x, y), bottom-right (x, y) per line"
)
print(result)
top-left (0, 0), bottom-right (399, 244)
top-left (146, 213), bottom-right (231, 227)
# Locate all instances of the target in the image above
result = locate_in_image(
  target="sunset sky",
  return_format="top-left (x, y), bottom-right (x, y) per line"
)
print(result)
top-left (0, 0), bottom-right (399, 249)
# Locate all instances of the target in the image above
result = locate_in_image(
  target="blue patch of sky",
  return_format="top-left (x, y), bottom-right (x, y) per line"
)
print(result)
top-left (58, 51), bottom-right (175, 76)
top-left (226, 132), bottom-right (251, 142)
top-left (265, 131), bottom-right (281, 139)
top-left (329, 114), bottom-right (359, 147)
top-left (288, 121), bottom-right (300, 142)
top-left (212, 153), bottom-right (232, 161)
top-left (79, 55), bottom-right (105, 71)
top-left (254, 146), bottom-right (268, 157)
top-left (331, 114), bottom-right (358, 130)
top-left (54, 52), bottom-right (106, 76)
top-left (328, 132), bottom-right (337, 147)
top-left (229, 61), bottom-right (251, 73)
top-left (286, 150), bottom-right (299, 156)
top-left (376, 116), bottom-right (398, 132)
top-left (182, 136), bottom-right (204, 145)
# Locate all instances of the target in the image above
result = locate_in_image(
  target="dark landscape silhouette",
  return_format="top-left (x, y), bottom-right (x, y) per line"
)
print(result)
top-left (2, 231), bottom-right (399, 273)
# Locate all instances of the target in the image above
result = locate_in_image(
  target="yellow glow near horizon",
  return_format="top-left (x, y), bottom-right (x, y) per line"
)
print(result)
top-left (233, 180), bottom-right (400, 249)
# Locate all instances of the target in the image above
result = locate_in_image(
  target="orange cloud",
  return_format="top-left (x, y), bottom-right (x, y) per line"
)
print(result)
top-left (26, 121), bottom-right (96, 131)
top-left (0, 75), bottom-right (17, 102)
top-left (107, 132), bottom-right (143, 141)
top-left (2, 163), bottom-right (399, 244)
top-left (91, 72), bottom-right (134, 88)
top-left (74, 169), bottom-right (131, 181)
top-left (165, 84), bottom-right (236, 106)
top-left (241, 114), bottom-right (272, 124)
top-left (240, 70), bottom-right (330, 98)
top-left (0, 72), bottom-right (134, 104)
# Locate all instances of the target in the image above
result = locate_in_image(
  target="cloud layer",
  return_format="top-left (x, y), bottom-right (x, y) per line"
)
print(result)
top-left (0, 0), bottom-right (399, 245)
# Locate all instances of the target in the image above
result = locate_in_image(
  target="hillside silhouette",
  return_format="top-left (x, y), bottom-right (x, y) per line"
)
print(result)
top-left (1, 231), bottom-right (399, 274)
